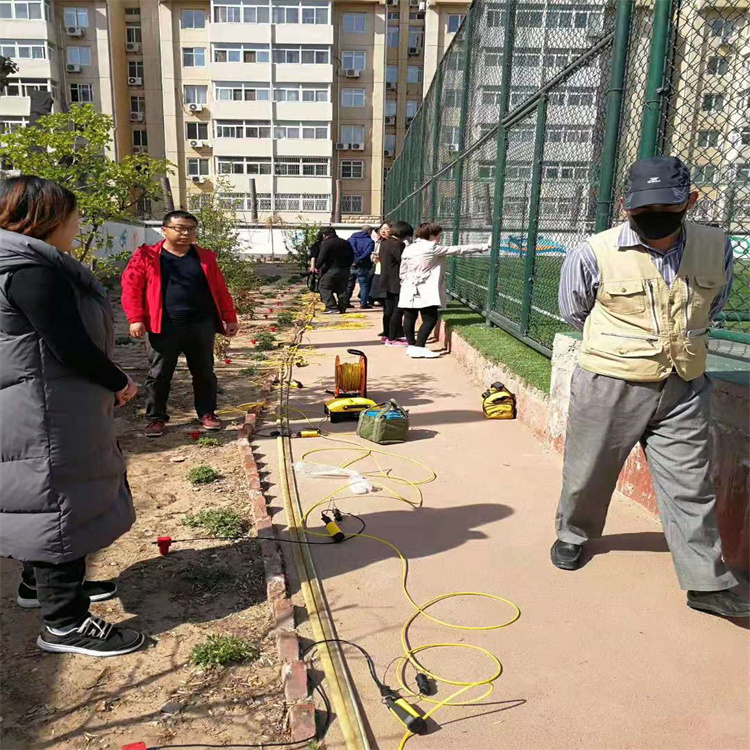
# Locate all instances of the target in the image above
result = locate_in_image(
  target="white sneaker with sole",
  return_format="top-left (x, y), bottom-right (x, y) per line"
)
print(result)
top-left (407, 346), bottom-right (440, 359)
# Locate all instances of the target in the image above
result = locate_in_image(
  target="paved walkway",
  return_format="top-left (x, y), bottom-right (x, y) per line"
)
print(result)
top-left (264, 308), bottom-right (749, 750)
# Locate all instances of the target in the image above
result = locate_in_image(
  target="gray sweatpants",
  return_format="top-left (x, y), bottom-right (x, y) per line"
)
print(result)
top-left (556, 367), bottom-right (736, 592)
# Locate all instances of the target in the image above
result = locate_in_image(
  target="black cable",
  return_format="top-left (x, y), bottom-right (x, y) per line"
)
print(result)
top-left (302, 638), bottom-right (385, 692)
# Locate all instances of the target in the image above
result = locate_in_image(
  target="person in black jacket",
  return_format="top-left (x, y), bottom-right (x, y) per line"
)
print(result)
top-left (316, 227), bottom-right (354, 314)
top-left (377, 221), bottom-right (413, 345)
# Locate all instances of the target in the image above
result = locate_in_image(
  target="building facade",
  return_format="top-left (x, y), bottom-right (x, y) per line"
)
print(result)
top-left (0, 0), bottom-right (469, 223)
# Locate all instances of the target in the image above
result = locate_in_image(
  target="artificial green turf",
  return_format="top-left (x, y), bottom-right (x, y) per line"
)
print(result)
top-left (442, 302), bottom-right (553, 394)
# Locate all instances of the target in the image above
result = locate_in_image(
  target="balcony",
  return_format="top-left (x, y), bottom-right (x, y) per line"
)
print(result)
top-left (4, 19), bottom-right (56, 42)
top-left (276, 175), bottom-right (332, 193)
top-left (276, 138), bottom-right (331, 157)
top-left (275, 101), bottom-right (332, 121)
top-left (211, 99), bottom-right (273, 120)
top-left (210, 61), bottom-right (270, 81)
top-left (274, 63), bottom-right (333, 84)
top-left (0, 96), bottom-right (32, 117)
top-left (273, 25), bottom-right (333, 45)
top-left (209, 24), bottom-right (270, 45)
top-left (212, 137), bottom-right (273, 157)
top-left (12, 58), bottom-right (53, 79)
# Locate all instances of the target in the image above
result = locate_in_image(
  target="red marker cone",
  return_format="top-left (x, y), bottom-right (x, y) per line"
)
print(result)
top-left (189, 430), bottom-right (200, 441)
top-left (156, 536), bottom-right (172, 556)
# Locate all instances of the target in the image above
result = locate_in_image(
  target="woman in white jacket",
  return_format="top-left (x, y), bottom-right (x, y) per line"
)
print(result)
top-left (398, 222), bottom-right (490, 358)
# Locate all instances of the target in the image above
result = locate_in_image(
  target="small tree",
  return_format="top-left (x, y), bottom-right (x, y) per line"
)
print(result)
top-left (0, 56), bottom-right (19, 94)
top-left (0, 104), bottom-right (171, 262)
top-left (190, 179), bottom-right (260, 314)
top-left (282, 217), bottom-right (321, 271)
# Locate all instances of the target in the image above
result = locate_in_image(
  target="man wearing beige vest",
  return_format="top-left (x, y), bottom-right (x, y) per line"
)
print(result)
top-left (552, 156), bottom-right (749, 619)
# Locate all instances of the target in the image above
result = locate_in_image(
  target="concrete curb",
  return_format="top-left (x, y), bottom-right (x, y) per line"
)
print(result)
top-left (237, 370), bottom-right (316, 743)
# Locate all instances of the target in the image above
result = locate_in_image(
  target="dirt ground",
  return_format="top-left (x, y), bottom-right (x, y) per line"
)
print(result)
top-left (0, 278), bottom-right (312, 750)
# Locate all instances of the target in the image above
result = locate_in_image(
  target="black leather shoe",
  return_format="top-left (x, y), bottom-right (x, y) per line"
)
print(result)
top-left (687, 590), bottom-right (750, 618)
top-left (550, 540), bottom-right (583, 571)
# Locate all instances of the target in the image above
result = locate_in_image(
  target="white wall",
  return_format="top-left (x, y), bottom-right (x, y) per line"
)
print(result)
top-left (96, 220), bottom-right (162, 256)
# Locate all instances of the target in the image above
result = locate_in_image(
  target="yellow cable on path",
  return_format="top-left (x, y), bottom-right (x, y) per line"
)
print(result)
top-left (274, 302), bottom-right (520, 750)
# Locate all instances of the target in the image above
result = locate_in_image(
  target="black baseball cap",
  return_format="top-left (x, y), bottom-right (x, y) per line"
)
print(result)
top-left (624, 156), bottom-right (692, 210)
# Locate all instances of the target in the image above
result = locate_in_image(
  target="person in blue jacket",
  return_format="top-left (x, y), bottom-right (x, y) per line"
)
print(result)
top-left (345, 225), bottom-right (375, 309)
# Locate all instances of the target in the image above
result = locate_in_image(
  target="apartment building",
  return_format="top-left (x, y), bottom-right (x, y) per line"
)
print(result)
top-left (0, 0), bottom-right (472, 222)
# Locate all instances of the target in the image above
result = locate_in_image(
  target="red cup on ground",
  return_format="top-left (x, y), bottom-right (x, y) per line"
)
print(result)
top-left (224, 358), bottom-right (232, 364)
top-left (156, 536), bottom-right (172, 556)
top-left (270, 326), bottom-right (276, 332)
top-left (252, 339), bottom-right (257, 345)
top-left (189, 430), bottom-right (200, 441)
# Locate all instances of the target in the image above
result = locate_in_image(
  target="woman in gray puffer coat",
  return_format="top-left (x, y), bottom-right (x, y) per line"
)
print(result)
top-left (0, 176), bottom-right (144, 657)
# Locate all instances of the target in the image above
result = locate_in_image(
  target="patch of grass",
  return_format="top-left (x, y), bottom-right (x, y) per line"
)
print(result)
top-left (255, 331), bottom-right (277, 351)
top-left (248, 351), bottom-right (270, 361)
top-left (276, 311), bottom-right (294, 326)
top-left (238, 366), bottom-right (258, 377)
top-left (182, 508), bottom-right (249, 538)
top-left (190, 635), bottom-right (259, 668)
top-left (186, 465), bottom-right (221, 485)
top-left (197, 437), bottom-right (220, 448)
top-left (442, 303), bottom-right (552, 394)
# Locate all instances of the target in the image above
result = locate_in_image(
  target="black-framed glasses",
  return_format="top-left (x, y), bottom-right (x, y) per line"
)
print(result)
top-left (164, 224), bottom-right (197, 235)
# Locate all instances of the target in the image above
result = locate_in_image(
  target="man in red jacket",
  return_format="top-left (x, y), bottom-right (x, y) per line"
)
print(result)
top-left (121, 210), bottom-right (238, 437)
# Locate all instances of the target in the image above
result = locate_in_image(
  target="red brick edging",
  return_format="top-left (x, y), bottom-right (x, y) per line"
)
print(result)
top-left (237, 374), bottom-right (316, 743)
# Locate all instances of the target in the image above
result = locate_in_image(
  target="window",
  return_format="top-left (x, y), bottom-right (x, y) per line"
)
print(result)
top-left (508, 126), bottom-right (535, 144)
top-left (69, 82), bottom-right (93, 102)
top-left (736, 164), bottom-right (750, 183)
top-left (478, 162), bottom-right (495, 180)
top-left (388, 10), bottom-right (399, 21)
top-left (707, 56), bottom-right (729, 75)
top-left (66, 46), bottom-right (91, 66)
top-left (547, 8), bottom-right (596, 29)
top-left (693, 164), bottom-right (718, 184)
top-left (386, 65), bottom-right (398, 84)
top-left (710, 17), bottom-right (736, 41)
top-left (543, 162), bottom-right (589, 180)
top-left (125, 7), bottom-right (139, 16)
top-left (702, 94), bottom-right (725, 113)
top-left (385, 133), bottom-right (396, 152)
top-left (341, 195), bottom-right (363, 214)
top-left (486, 4), bottom-right (505, 27)
top-left (408, 28), bottom-right (423, 49)
top-left (275, 122), bottom-right (329, 139)
top-left (514, 48), bottom-right (540, 67)
top-left (387, 28), bottom-right (399, 47)
top-left (447, 14), bottom-right (464, 33)
top-left (406, 100), bottom-right (419, 119)
top-left (187, 122), bottom-right (209, 140)
top-left (183, 48), bottom-right (206, 67)
top-left (340, 159), bottom-right (364, 179)
top-left (1, 117), bottom-right (28, 133)
top-left (273, 84), bottom-right (328, 102)
top-left (517, 8), bottom-right (543, 27)
top-left (740, 127), bottom-right (750, 146)
top-left (540, 196), bottom-right (576, 218)
top-left (3, 77), bottom-right (53, 97)
top-left (126, 24), bottom-right (142, 44)
top-left (341, 124), bottom-right (365, 144)
top-left (214, 45), bottom-right (271, 63)
top-left (407, 66), bottom-right (422, 84)
top-left (343, 12), bottom-right (366, 33)
top-left (0, 40), bottom-right (48, 59)
top-left (273, 47), bottom-right (329, 64)
top-left (273, 5), bottom-right (299, 23)
top-left (215, 82), bottom-right (270, 101)
top-left (217, 157), bottom-right (272, 175)
top-left (342, 51), bottom-right (366, 70)
top-left (132, 129), bottom-right (148, 147)
top-left (214, 4), bottom-right (241, 23)
top-left (215, 120), bottom-right (272, 138)
top-left (64, 7), bottom-right (88, 26)
top-left (187, 157), bottom-right (210, 176)
top-left (698, 129), bottom-right (720, 147)
top-left (341, 88), bottom-right (365, 107)
top-left (130, 95), bottom-right (145, 113)
top-left (547, 125), bottom-right (591, 143)
top-left (543, 47), bottom-right (586, 69)
top-left (181, 9), bottom-right (205, 28)
top-left (302, 5), bottom-right (328, 25)
top-left (270, 194), bottom-right (329, 212)
top-left (0, 0), bottom-right (50, 20)
top-left (442, 88), bottom-right (461, 108)
top-left (184, 85), bottom-right (207, 104)
top-left (385, 98), bottom-right (397, 117)
top-left (243, 3), bottom-right (270, 23)
top-left (128, 60), bottom-right (144, 78)
top-left (275, 157), bottom-right (329, 176)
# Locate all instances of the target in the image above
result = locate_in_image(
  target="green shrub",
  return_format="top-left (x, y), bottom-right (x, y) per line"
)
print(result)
top-left (276, 312), bottom-right (294, 326)
top-left (197, 437), bottom-right (220, 448)
top-left (182, 508), bottom-right (248, 538)
top-left (186, 465), bottom-right (221, 485)
top-left (190, 635), bottom-right (259, 668)
top-left (248, 351), bottom-right (269, 361)
top-left (239, 366), bottom-right (258, 377)
top-left (255, 331), bottom-right (277, 351)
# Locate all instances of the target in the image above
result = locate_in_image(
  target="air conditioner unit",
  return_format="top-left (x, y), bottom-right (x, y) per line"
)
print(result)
top-left (386, 81), bottom-right (397, 91)
top-left (350, 143), bottom-right (365, 151)
top-left (335, 142), bottom-right (349, 150)
top-left (191, 175), bottom-right (208, 184)
top-left (448, 143), bottom-right (459, 152)
top-left (408, 46), bottom-right (421, 56)
top-left (345, 69), bottom-right (361, 78)
top-left (132, 145), bottom-right (147, 154)
top-left (126, 42), bottom-right (141, 53)
top-left (387, 0), bottom-right (398, 6)
top-left (188, 103), bottom-right (204, 112)
top-left (66, 63), bottom-right (82, 74)
top-left (409, 0), bottom-right (419, 8)
top-left (128, 76), bottom-right (143, 86)
top-left (189, 139), bottom-right (205, 148)
top-left (66, 26), bottom-right (84, 37)
top-left (384, 149), bottom-right (394, 157)
top-left (385, 115), bottom-right (396, 125)
top-left (129, 112), bottom-right (144, 122)
top-left (418, 1), bottom-right (426, 10)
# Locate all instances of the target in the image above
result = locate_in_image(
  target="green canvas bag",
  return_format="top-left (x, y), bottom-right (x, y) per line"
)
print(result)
top-left (357, 400), bottom-right (409, 445)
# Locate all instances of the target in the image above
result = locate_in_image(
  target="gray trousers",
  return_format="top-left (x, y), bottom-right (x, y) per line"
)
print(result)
top-left (556, 367), bottom-right (736, 592)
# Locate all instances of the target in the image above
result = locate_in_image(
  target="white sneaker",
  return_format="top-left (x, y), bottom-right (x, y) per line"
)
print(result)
top-left (407, 346), bottom-right (440, 359)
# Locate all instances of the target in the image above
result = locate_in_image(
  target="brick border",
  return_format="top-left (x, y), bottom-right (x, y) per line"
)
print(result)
top-left (237, 371), bottom-right (316, 743)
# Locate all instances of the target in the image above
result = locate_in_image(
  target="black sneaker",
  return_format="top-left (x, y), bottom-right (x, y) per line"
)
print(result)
top-left (687, 590), bottom-right (750, 618)
top-left (37, 616), bottom-right (145, 657)
top-left (18, 580), bottom-right (118, 609)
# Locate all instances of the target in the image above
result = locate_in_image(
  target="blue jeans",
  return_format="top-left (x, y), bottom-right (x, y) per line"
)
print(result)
top-left (346, 265), bottom-right (372, 307)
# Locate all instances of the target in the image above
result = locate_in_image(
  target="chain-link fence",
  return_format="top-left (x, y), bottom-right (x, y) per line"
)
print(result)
top-left (384, 0), bottom-right (750, 356)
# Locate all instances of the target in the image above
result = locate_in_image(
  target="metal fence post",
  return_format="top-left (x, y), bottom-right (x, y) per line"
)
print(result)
top-left (416, 111), bottom-right (427, 222)
top-left (486, 0), bottom-right (517, 323)
top-left (595, 0), bottom-right (633, 232)
top-left (639, 0), bottom-right (673, 159)
top-left (520, 97), bottom-right (548, 337)
top-left (429, 63), bottom-right (444, 221)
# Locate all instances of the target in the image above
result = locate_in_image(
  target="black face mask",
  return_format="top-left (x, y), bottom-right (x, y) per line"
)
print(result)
top-left (628, 208), bottom-right (687, 240)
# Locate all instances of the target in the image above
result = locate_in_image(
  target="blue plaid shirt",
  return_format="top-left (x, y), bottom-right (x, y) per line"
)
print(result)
top-left (559, 222), bottom-right (734, 331)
